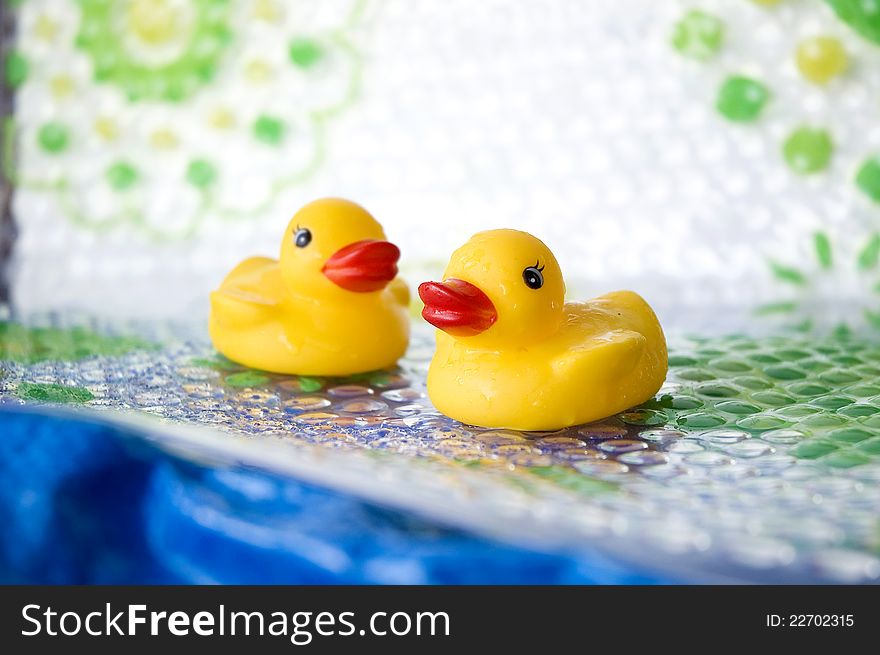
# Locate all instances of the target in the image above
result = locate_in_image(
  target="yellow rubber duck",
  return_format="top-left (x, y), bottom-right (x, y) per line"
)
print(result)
top-left (209, 198), bottom-right (410, 376)
top-left (418, 229), bottom-right (667, 431)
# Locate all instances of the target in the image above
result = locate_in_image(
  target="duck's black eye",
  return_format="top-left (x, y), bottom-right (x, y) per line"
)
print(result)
top-left (522, 265), bottom-right (544, 290)
top-left (294, 227), bottom-right (312, 248)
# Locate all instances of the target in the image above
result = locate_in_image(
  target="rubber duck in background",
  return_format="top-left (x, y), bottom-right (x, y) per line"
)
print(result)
top-left (210, 198), bottom-right (410, 376)
top-left (418, 229), bottom-right (667, 431)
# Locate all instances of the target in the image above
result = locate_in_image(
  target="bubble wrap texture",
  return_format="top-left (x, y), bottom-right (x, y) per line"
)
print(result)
top-left (3, 322), bottom-right (880, 583)
top-left (10, 0), bottom-right (880, 325)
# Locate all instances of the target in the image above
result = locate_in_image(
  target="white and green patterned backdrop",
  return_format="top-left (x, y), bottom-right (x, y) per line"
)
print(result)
top-left (6, 1), bottom-right (880, 584)
top-left (7, 0), bottom-right (880, 333)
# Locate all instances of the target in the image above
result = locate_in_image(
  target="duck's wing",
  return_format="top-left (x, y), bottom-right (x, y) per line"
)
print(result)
top-left (211, 258), bottom-right (280, 328)
top-left (553, 328), bottom-right (646, 381)
top-left (213, 286), bottom-right (277, 306)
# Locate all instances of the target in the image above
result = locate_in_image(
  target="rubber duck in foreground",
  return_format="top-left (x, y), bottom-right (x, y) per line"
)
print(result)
top-left (418, 229), bottom-right (667, 430)
top-left (210, 198), bottom-right (410, 376)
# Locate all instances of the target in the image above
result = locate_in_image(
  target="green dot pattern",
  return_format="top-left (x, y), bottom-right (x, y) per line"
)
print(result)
top-left (253, 115), bottom-right (286, 145)
top-left (289, 38), bottom-right (324, 68)
top-left (186, 159), bottom-right (218, 188)
top-left (855, 156), bottom-right (880, 203)
top-left (826, 0), bottom-right (880, 46)
top-left (37, 122), bottom-right (70, 153)
top-left (670, 10), bottom-right (724, 61)
top-left (5, 50), bottom-right (28, 88)
top-left (106, 161), bottom-right (139, 191)
top-left (716, 76), bottom-right (770, 123)
top-left (783, 127), bottom-right (833, 175)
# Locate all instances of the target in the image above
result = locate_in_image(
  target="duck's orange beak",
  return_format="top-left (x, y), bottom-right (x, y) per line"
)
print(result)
top-left (322, 240), bottom-right (400, 292)
top-left (418, 278), bottom-right (497, 336)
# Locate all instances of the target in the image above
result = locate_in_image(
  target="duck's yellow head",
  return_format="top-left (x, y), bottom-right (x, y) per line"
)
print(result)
top-left (419, 229), bottom-right (565, 348)
top-left (279, 198), bottom-right (400, 297)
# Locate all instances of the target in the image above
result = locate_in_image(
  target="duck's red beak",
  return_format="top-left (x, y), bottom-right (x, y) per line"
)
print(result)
top-left (322, 240), bottom-right (400, 292)
top-left (418, 278), bottom-right (497, 336)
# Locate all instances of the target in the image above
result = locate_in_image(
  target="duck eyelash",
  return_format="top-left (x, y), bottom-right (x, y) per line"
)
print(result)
top-left (535, 260), bottom-right (545, 272)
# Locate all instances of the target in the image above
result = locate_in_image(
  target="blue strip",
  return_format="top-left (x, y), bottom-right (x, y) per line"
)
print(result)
top-left (0, 407), bottom-right (674, 584)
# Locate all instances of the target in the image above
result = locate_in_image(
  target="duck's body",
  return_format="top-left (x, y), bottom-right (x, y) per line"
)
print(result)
top-left (419, 229), bottom-right (667, 430)
top-left (209, 198), bottom-right (410, 376)
top-left (427, 290), bottom-right (666, 430)
top-left (210, 259), bottom-right (409, 376)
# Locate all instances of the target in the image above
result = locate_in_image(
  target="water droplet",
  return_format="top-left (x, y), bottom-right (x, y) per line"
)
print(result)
top-left (535, 436), bottom-right (587, 450)
top-left (371, 373), bottom-right (409, 389)
top-left (797, 412), bottom-right (847, 428)
top-left (694, 383), bottom-right (742, 398)
top-left (725, 441), bottom-right (774, 458)
top-left (751, 391), bottom-right (796, 407)
top-left (677, 367), bottom-right (716, 382)
top-left (618, 450), bottom-right (669, 466)
top-left (760, 429), bottom-right (806, 444)
top-left (394, 404), bottom-right (428, 417)
top-left (573, 460), bottom-right (629, 475)
top-left (598, 439), bottom-right (649, 454)
top-left (554, 447), bottom-right (606, 461)
top-left (775, 404), bottom-right (821, 418)
top-left (845, 383), bottom-right (880, 398)
top-left (639, 464), bottom-right (686, 479)
top-left (668, 354), bottom-right (699, 367)
top-left (283, 396), bottom-right (331, 412)
top-left (684, 451), bottom-right (735, 466)
top-left (765, 366), bottom-right (807, 381)
top-left (510, 454), bottom-right (555, 467)
top-left (715, 400), bottom-right (761, 415)
top-left (639, 429), bottom-right (685, 442)
top-left (381, 388), bottom-right (424, 402)
top-left (670, 395), bottom-right (704, 409)
top-left (837, 403), bottom-right (880, 418)
top-left (278, 378), bottom-right (324, 393)
top-left (473, 430), bottom-right (528, 446)
top-left (736, 414), bottom-right (791, 431)
top-left (699, 428), bottom-right (749, 444)
top-left (667, 439), bottom-right (705, 454)
top-left (678, 412), bottom-right (727, 428)
top-left (732, 376), bottom-right (773, 391)
top-left (328, 384), bottom-right (373, 398)
top-left (788, 385), bottom-right (833, 403)
top-left (341, 399), bottom-right (388, 414)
